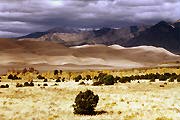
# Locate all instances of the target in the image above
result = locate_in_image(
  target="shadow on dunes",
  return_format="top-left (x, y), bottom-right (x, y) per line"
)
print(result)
top-left (0, 38), bottom-right (179, 72)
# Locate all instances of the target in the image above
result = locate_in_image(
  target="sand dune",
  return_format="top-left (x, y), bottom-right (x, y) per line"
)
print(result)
top-left (0, 39), bottom-right (180, 72)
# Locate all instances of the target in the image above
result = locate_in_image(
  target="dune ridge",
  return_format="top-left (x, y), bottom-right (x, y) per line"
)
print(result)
top-left (0, 39), bottom-right (180, 72)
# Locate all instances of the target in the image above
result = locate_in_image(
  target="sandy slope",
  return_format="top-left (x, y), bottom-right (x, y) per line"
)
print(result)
top-left (0, 39), bottom-right (180, 72)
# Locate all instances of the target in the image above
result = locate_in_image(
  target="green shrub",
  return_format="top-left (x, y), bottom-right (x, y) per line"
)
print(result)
top-left (62, 78), bottom-right (65, 82)
top-left (24, 82), bottom-right (34, 87)
top-left (150, 78), bottom-right (155, 82)
top-left (24, 82), bottom-right (29, 86)
top-left (114, 76), bottom-right (120, 83)
top-left (74, 75), bottom-right (82, 82)
top-left (160, 85), bottom-right (165, 87)
top-left (79, 81), bottom-right (85, 85)
top-left (16, 83), bottom-right (23, 87)
top-left (164, 82), bottom-right (167, 85)
top-left (37, 75), bottom-right (45, 79)
top-left (59, 70), bottom-right (63, 75)
top-left (7, 74), bottom-right (21, 80)
top-left (56, 78), bottom-right (61, 82)
top-left (6, 84), bottom-right (9, 88)
top-left (94, 76), bottom-right (98, 80)
top-left (177, 77), bottom-right (180, 82)
top-left (98, 73), bottom-right (107, 81)
top-left (54, 70), bottom-right (59, 75)
top-left (159, 75), bottom-right (167, 81)
top-left (102, 75), bottom-right (115, 85)
top-left (86, 75), bottom-right (91, 80)
top-left (0, 84), bottom-right (9, 88)
top-left (92, 81), bottom-right (103, 86)
top-left (29, 82), bottom-right (34, 86)
top-left (73, 90), bottom-right (99, 115)
top-left (168, 77), bottom-right (175, 82)
top-left (119, 77), bottom-right (131, 83)
top-left (43, 79), bottom-right (48, 82)
top-left (43, 83), bottom-right (48, 86)
top-left (8, 74), bottom-right (14, 79)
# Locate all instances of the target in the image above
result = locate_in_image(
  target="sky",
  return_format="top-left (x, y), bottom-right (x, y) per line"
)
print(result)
top-left (0, 0), bottom-right (179, 38)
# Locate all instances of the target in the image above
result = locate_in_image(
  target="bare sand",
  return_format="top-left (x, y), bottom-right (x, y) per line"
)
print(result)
top-left (0, 39), bottom-right (180, 74)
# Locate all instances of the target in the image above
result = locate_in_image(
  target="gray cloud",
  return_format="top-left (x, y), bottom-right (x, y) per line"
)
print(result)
top-left (0, 0), bottom-right (179, 37)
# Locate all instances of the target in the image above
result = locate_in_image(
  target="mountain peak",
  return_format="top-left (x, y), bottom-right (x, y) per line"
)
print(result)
top-left (154, 21), bottom-right (170, 27)
top-left (150, 20), bottom-right (174, 32)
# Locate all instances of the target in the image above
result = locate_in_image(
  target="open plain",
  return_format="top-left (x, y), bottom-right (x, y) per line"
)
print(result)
top-left (0, 79), bottom-right (179, 120)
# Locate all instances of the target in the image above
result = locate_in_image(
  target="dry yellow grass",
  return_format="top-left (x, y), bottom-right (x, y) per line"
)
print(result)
top-left (0, 67), bottom-right (180, 120)
top-left (0, 81), bottom-right (179, 120)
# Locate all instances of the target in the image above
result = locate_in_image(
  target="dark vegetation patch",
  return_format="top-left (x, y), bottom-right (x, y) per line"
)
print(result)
top-left (73, 90), bottom-right (99, 115)
top-left (0, 84), bottom-right (9, 88)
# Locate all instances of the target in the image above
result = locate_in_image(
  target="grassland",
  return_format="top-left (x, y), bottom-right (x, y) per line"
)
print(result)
top-left (0, 66), bottom-right (180, 120)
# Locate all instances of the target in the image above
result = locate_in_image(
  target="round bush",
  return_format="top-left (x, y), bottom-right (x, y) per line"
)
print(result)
top-left (73, 90), bottom-right (99, 115)
top-left (54, 70), bottom-right (59, 75)
top-left (37, 75), bottom-right (45, 79)
top-left (24, 82), bottom-right (29, 86)
top-left (56, 78), bottom-right (61, 82)
top-left (8, 74), bottom-right (14, 79)
top-left (177, 77), bottom-right (180, 82)
top-left (29, 82), bottom-right (34, 86)
top-left (103, 75), bottom-right (115, 85)
top-left (74, 75), bottom-right (82, 82)
top-left (86, 75), bottom-right (91, 80)
top-left (43, 79), bottom-right (48, 82)
top-left (43, 83), bottom-right (48, 86)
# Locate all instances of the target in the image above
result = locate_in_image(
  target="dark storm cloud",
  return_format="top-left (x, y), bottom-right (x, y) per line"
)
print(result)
top-left (0, 0), bottom-right (179, 37)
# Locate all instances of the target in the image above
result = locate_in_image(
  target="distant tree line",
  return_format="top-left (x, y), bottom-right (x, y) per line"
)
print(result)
top-left (73, 72), bottom-right (180, 86)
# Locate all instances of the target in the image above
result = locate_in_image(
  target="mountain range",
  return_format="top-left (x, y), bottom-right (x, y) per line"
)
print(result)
top-left (19, 20), bottom-right (180, 54)
top-left (0, 20), bottom-right (179, 72)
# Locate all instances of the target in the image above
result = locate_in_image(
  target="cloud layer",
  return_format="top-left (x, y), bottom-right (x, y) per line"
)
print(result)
top-left (0, 0), bottom-right (179, 37)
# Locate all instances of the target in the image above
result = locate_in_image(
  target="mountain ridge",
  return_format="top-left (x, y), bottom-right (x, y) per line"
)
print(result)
top-left (18, 20), bottom-right (180, 53)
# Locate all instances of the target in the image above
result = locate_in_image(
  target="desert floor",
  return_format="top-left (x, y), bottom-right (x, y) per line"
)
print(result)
top-left (0, 81), bottom-right (179, 120)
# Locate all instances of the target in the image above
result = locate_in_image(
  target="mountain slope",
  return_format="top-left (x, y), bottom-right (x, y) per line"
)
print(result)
top-left (18, 20), bottom-right (180, 53)
top-left (124, 21), bottom-right (180, 53)
top-left (19, 26), bottom-right (147, 46)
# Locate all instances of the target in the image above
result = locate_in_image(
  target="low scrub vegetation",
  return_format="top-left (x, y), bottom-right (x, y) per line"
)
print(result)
top-left (16, 83), bottom-right (23, 87)
top-left (0, 84), bottom-right (9, 88)
top-left (43, 83), bottom-right (48, 86)
top-left (8, 74), bottom-right (21, 80)
top-left (43, 79), bottom-right (48, 82)
top-left (37, 75), bottom-right (45, 79)
top-left (55, 78), bottom-right (61, 82)
top-left (74, 75), bottom-right (82, 82)
top-left (24, 82), bottom-right (34, 87)
top-left (73, 90), bottom-right (99, 115)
